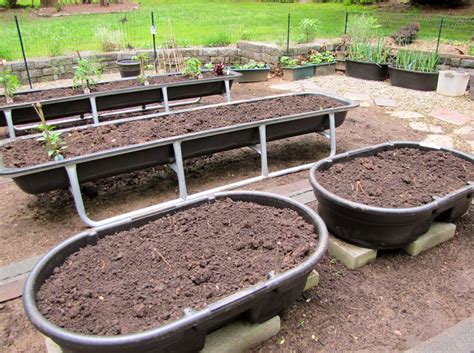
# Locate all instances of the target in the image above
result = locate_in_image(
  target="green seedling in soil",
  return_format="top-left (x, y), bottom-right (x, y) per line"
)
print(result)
top-left (34, 103), bottom-right (66, 161)
top-left (132, 53), bottom-right (154, 85)
top-left (182, 57), bottom-right (202, 79)
top-left (394, 50), bottom-right (439, 73)
top-left (0, 69), bottom-right (20, 104)
top-left (72, 57), bottom-right (104, 94)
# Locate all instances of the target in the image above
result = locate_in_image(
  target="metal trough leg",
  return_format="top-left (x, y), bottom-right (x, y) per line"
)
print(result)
top-left (162, 87), bottom-right (170, 113)
top-left (328, 113), bottom-right (336, 157)
top-left (89, 96), bottom-right (99, 126)
top-left (170, 141), bottom-right (188, 200)
top-left (4, 109), bottom-right (15, 139)
top-left (259, 125), bottom-right (268, 177)
top-left (224, 80), bottom-right (231, 102)
top-left (65, 165), bottom-right (102, 228)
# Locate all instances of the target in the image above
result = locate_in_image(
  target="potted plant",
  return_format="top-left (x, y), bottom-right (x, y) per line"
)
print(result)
top-left (309, 50), bottom-right (336, 77)
top-left (389, 50), bottom-right (439, 91)
top-left (280, 56), bottom-right (313, 81)
top-left (228, 62), bottom-right (270, 83)
top-left (345, 39), bottom-right (389, 81)
top-left (116, 58), bottom-right (141, 78)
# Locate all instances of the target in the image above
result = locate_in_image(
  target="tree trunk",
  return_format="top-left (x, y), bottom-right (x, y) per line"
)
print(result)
top-left (40, 0), bottom-right (58, 7)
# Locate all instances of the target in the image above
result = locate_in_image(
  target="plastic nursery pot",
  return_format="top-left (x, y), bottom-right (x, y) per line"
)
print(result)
top-left (116, 59), bottom-right (141, 78)
top-left (23, 191), bottom-right (329, 353)
top-left (230, 65), bottom-right (270, 83)
top-left (309, 142), bottom-right (474, 250)
top-left (388, 66), bottom-right (439, 91)
top-left (282, 65), bottom-right (314, 81)
top-left (313, 62), bottom-right (336, 77)
top-left (345, 60), bottom-right (388, 81)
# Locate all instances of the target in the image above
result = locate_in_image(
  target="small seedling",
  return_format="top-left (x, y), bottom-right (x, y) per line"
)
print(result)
top-left (72, 57), bottom-right (103, 94)
top-left (34, 103), bottom-right (66, 161)
top-left (0, 69), bottom-right (20, 104)
top-left (132, 53), bottom-right (154, 85)
top-left (182, 58), bottom-right (202, 79)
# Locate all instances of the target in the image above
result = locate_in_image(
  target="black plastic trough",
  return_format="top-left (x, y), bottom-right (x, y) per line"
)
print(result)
top-left (23, 191), bottom-right (328, 353)
top-left (0, 71), bottom-right (240, 127)
top-left (309, 142), bottom-right (473, 249)
top-left (388, 66), bottom-right (439, 91)
top-left (345, 60), bottom-right (389, 81)
top-left (0, 93), bottom-right (357, 195)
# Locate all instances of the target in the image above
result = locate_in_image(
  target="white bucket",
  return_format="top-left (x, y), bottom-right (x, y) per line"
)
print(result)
top-left (436, 70), bottom-right (470, 97)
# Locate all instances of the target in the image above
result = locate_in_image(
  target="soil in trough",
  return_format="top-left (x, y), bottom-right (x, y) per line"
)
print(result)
top-left (1, 95), bottom-right (342, 168)
top-left (36, 198), bottom-right (317, 336)
top-left (0, 72), bottom-right (219, 106)
top-left (316, 148), bottom-right (473, 208)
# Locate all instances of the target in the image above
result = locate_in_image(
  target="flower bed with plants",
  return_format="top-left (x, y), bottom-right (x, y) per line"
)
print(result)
top-left (23, 192), bottom-right (328, 353)
top-left (310, 142), bottom-right (474, 249)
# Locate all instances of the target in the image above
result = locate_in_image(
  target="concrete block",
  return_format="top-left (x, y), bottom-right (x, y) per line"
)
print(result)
top-left (304, 270), bottom-right (319, 291)
top-left (328, 235), bottom-right (377, 270)
top-left (460, 59), bottom-right (474, 69)
top-left (11, 62), bottom-right (26, 71)
top-left (403, 222), bottom-right (456, 257)
top-left (0, 254), bottom-right (42, 282)
top-left (34, 59), bottom-right (52, 69)
top-left (252, 52), bottom-right (263, 61)
top-left (45, 317), bottom-right (281, 353)
top-left (201, 316), bottom-right (280, 353)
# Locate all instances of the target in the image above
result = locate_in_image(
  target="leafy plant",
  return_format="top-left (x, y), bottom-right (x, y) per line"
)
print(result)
top-left (348, 15), bottom-right (381, 44)
top-left (204, 32), bottom-right (231, 47)
top-left (213, 63), bottom-right (225, 76)
top-left (348, 39), bottom-right (389, 64)
top-left (182, 58), bottom-right (202, 79)
top-left (0, 69), bottom-right (20, 104)
top-left (95, 26), bottom-right (124, 52)
top-left (34, 103), bottom-right (66, 161)
top-left (72, 58), bottom-right (103, 93)
top-left (132, 53), bottom-right (154, 85)
top-left (393, 50), bottom-right (439, 73)
top-left (392, 23), bottom-right (420, 46)
top-left (296, 18), bottom-right (320, 44)
top-left (310, 50), bottom-right (335, 65)
top-left (280, 56), bottom-right (307, 68)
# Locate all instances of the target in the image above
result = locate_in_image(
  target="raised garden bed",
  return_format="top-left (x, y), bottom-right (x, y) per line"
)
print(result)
top-left (312, 62), bottom-right (336, 77)
top-left (345, 60), bottom-right (389, 81)
top-left (389, 66), bottom-right (438, 91)
top-left (23, 191), bottom-right (328, 353)
top-left (229, 65), bottom-right (270, 83)
top-left (0, 71), bottom-right (240, 138)
top-left (282, 65), bottom-right (314, 81)
top-left (310, 142), bottom-right (473, 249)
top-left (0, 93), bottom-right (357, 226)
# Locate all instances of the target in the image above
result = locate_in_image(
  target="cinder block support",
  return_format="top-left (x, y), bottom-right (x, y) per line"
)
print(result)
top-left (328, 235), bottom-right (377, 270)
top-left (403, 223), bottom-right (456, 257)
top-left (201, 316), bottom-right (280, 353)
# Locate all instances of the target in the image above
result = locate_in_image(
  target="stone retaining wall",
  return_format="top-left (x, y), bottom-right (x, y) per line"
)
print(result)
top-left (3, 40), bottom-right (474, 85)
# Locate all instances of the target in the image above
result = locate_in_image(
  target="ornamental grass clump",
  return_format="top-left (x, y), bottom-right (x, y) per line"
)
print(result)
top-left (393, 50), bottom-right (439, 73)
top-left (0, 69), bottom-right (20, 104)
top-left (348, 39), bottom-right (389, 65)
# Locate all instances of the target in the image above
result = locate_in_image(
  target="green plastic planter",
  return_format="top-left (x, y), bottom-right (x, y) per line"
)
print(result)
top-left (313, 62), bottom-right (336, 77)
top-left (229, 65), bottom-right (270, 83)
top-left (282, 65), bottom-right (314, 81)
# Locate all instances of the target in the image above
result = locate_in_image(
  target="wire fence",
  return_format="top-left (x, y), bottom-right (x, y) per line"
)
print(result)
top-left (0, 9), bottom-right (473, 62)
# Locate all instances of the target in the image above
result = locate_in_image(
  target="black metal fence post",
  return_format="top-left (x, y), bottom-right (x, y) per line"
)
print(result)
top-left (286, 13), bottom-right (291, 55)
top-left (151, 11), bottom-right (157, 60)
top-left (435, 16), bottom-right (445, 55)
top-left (344, 12), bottom-right (349, 35)
top-left (14, 15), bottom-right (32, 89)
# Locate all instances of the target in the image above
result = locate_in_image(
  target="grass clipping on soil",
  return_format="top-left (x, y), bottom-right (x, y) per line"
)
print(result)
top-left (36, 199), bottom-right (317, 336)
top-left (316, 148), bottom-right (473, 208)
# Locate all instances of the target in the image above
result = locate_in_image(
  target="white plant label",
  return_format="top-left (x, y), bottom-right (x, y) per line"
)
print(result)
top-left (150, 26), bottom-right (156, 35)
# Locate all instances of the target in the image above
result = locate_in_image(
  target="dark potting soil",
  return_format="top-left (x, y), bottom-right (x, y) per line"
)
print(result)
top-left (1, 95), bottom-right (342, 168)
top-left (36, 198), bottom-right (317, 336)
top-left (0, 72), bottom-right (220, 106)
top-left (316, 148), bottom-right (473, 208)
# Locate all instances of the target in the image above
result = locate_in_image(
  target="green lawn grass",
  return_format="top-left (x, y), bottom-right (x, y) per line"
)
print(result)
top-left (0, 0), bottom-right (472, 61)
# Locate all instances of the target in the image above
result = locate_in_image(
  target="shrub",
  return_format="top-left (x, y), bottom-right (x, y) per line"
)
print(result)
top-left (348, 14), bottom-right (381, 43)
top-left (95, 26), bottom-right (124, 52)
top-left (392, 23), bottom-right (420, 46)
top-left (204, 32), bottom-right (231, 47)
top-left (295, 18), bottom-right (320, 44)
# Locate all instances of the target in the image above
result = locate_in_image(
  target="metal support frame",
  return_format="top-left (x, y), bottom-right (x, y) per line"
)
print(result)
top-left (224, 80), bottom-right (231, 103)
top-left (162, 87), bottom-right (170, 113)
top-left (89, 96), bottom-right (99, 125)
top-left (4, 110), bottom-right (15, 139)
top-left (63, 112), bottom-right (339, 228)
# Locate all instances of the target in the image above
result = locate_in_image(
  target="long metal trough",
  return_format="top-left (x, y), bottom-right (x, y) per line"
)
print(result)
top-left (0, 93), bottom-right (358, 227)
top-left (0, 71), bottom-right (240, 138)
